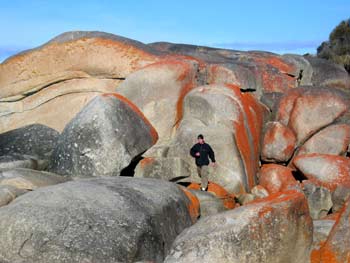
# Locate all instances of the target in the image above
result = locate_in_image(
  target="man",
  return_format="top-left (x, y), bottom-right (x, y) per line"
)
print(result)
top-left (190, 134), bottom-right (216, 191)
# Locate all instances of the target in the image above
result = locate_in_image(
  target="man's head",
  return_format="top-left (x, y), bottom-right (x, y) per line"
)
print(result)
top-left (197, 134), bottom-right (204, 144)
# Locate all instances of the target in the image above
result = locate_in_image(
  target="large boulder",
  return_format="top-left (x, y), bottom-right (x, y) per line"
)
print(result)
top-left (116, 57), bottom-right (199, 144)
top-left (261, 121), bottom-right (296, 162)
top-left (0, 31), bottom-right (160, 133)
top-left (293, 154), bottom-right (350, 192)
top-left (165, 190), bottom-right (313, 263)
top-left (49, 94), bottom-right (158, 177)
top-left (275, 87), bottom-right (348, 145)
top-left (258, 164), bottom-right (299, 194)
top-left (296, 124), bottom-right (350, 157)
top-left (0, 177), bottom-right (193, 263)
top-left (140, 84), bottom-right (265, 194)
top-left (0, 124), bottom-right (59, 159)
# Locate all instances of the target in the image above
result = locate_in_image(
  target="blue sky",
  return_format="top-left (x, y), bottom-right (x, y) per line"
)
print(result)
top-left (0, 0), bottom-right (349, 62)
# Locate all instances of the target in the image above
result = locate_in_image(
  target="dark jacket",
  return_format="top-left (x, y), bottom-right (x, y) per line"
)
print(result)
top-left (190, 142), bottom-right (215, 167)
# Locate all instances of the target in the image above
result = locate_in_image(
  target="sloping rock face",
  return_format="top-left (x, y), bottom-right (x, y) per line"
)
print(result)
top-left (49, 94), bottom-right (158, 177)
top-left (0, 31), bottom-right (160, 133)
top-left (0, 177), bottom-right (194, 263)
top-left (165, 190), bottom-right (313, 263)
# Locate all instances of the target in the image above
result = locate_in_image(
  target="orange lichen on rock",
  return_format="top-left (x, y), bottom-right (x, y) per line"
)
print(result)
top-left (206, 64), bottom-right (239, 86)
top-left (225, 84), bottom-right (264, 190)
top-left (293, 153), bottom-right (350, 192)
top-left (187, 182), bottom-right (236, 209)
top-left (102, 93), bottom-right (159, 144)
top-left (311, 197), bottom-right (350, 263)
top-left (179, 186), bottom-right (200, 223)
top-left (253, 55), bottom-right (296, 92)
top-left (259, 164), bottom-right (299, 194)
top-left (139, 157), bottom-right (155, 169)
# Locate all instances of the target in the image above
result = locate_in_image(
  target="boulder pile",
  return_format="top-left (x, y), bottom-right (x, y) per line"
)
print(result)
top-left (0, 31), bottom-right (349, 262)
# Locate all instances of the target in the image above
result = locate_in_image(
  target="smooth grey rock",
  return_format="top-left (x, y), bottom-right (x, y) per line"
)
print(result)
top-left (0, 154), bottom-right (48, 170)
top-left (0, 177), bottom-right (192, 263)
top-left (332, 185), bottom-right (350, 212)
top-left (49, 94), bottom-right (157, 177)
top-left (303, 182), bottom-right (333, 219)
top-left (135, 157), bottom-right (191, 181)
top-left (0, 124), bottom-right (59, 159)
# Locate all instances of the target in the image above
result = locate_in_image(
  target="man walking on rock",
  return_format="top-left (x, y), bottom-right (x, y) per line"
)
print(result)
top-left (190, 134), bottom-right (216, 191)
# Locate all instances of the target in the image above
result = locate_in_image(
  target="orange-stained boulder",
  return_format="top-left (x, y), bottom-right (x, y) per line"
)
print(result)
top-left (187, 181), bottom-right (235, 209)
top-left (261, 121), bottom-right (296, 162)
top-left (293, 154), bottom-right (350, 192)
top-left (116, 57), bottom-right (199, 144)
top-left (311, 197), bottom-right (350, 263)
top-left (259, 164), bottom-right (299, 194)
top-left (276, 87), bottom-right (348, 145)
top-left (297, 124), bottom-right (350, 157)
top-left (165, 190), bottom-right (313, 263)
top-left (178, 186), bottom-right (200, 223)
top-left (162, 84), bottom-right (265, 194)
top-left (0, 31), bottom-right (160, 133)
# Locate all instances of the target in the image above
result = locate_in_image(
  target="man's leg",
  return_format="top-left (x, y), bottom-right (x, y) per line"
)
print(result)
top-left (200, 165), bottom-right (209, 190)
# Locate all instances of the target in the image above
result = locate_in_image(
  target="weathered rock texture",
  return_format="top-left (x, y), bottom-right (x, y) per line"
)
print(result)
top-left (0, 177), bottom-right (193, 263)
top-left (165, 190), bottom-right (313, 263)
top-left (49, 94), bottom-right (158, 177)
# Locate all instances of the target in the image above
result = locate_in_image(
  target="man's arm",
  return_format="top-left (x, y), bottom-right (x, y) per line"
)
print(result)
top-left (208, 144), bottom-right (216, 163)
top-left (190, 144), bottom-right (198, 158)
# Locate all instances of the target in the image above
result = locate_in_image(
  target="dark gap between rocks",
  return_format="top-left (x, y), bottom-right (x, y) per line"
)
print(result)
top-left (292, 170), bottom-right (308, 182)
top-left (120, 153), bottom-right (144, 177)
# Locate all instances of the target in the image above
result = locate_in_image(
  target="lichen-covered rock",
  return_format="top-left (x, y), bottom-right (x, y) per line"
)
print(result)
top-left (187, 181), bottom-right (236, 210)
top-left (258, 164), bottom-right (299, 194)
top-left (311, 197), bottom-right (350, 263)
top-left (261, 121), bottom-right (296, 162)
top-left (297, 124), bottom-right (350, 157)
top-left (293, 154), bottom-right (350, 192)
top-left (0, 177), bottom-right (193, 263)
top-left (251, 185), bottom-right (269, 199)
top-left (165, 190), bottom-right (313, 263)
top-left (49, 94), bottom-right (158, 177)
top-left (160, 84), bottom-right (265, 194)
top-left (277, 87), bottom-right (348, 145)
top-left (116, 58), bottom-right (199, 144)
top-left (0, 31), bottom-right (160, 134)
